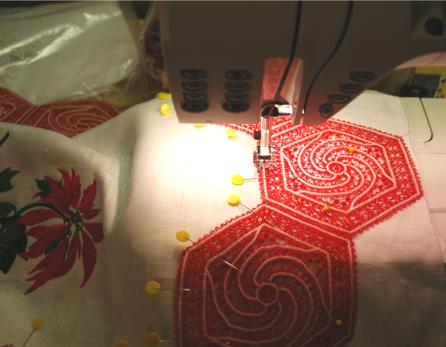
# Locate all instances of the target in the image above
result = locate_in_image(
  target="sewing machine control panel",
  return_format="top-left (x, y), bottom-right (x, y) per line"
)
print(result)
top-left (223, 69), bottom-right (251, 113)
top-left (181, 69), bottom-right (209, 113)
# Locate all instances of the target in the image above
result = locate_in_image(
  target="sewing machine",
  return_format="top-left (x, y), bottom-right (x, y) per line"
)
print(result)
top-left (159, 1), bottom-right (446, 166)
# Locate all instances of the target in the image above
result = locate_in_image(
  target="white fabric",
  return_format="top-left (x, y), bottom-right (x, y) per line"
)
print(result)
top-left (336, 92), bottom-right (446, 346)
top-left (0, 92), bottom-right (445, 346)
top-left (0, 2), bottom-right (139, 105)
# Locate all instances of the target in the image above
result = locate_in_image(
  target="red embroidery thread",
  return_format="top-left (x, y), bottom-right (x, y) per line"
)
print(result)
top-left (177, 205), bottom-right (356, 347)
top-left (261, 119), bottom-right (423, 236)
top-left (176, 118), bottom-right (423, 346)
top-left (0, 87), bottom-right (118, 137)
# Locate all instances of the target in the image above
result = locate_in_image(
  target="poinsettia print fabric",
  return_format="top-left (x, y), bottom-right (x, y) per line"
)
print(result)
top-left (0, 132), bottom-right (103, 293)
top-left (20, 169), bottom-right (103, 293)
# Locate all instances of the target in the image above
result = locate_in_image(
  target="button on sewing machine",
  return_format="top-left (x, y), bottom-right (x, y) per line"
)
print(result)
top-left (180, 69), bottom-right (207, 79)
top-left (350, 71), bottom-right (375, 83)
top-left (225, 70), bottom-right (251, 80)
top-left (183, 92), bottom-right (207, 102)
top-left (225, 93), bottom-right (249, 101)
top-left (225, 81), bottom-right (250, 92)
top-left (328, 94), bottom-right (351, 104)
top-left (182, 101), bottom-right (209, 112)
top-left (182, 81), bottom-right (207, 91)
top-left (319, 103), bottom-right (334, 118)
top-left (222, 101), bottom-right (250, 113)
top-left (339, 83), bottom-right (363, 94)
top-left (424, 17), bottom-right (444, 36)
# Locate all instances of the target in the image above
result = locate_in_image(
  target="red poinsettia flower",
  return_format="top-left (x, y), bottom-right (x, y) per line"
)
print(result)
top-left (20, 169), bottom-right (103, 294)
top-left (1, 344), bottom-right (15, 347)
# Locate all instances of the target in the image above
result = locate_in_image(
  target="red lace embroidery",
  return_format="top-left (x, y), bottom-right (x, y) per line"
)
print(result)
top-left (0, 87), bottom-right (118, 137)
top-left (177, 117), bottom-right (423, 346)
top-left (176, 205), bottom-right (356, 347)
top-left (261, 119), bottom-right (423, 236)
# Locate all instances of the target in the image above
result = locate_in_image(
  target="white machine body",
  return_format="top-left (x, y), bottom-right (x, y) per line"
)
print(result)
top-left (159, 1), bottom-right (446, 162)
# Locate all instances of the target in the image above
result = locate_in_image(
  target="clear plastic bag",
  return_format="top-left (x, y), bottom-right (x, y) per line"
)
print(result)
top-left (0, 1), bottom-right (147, 107)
